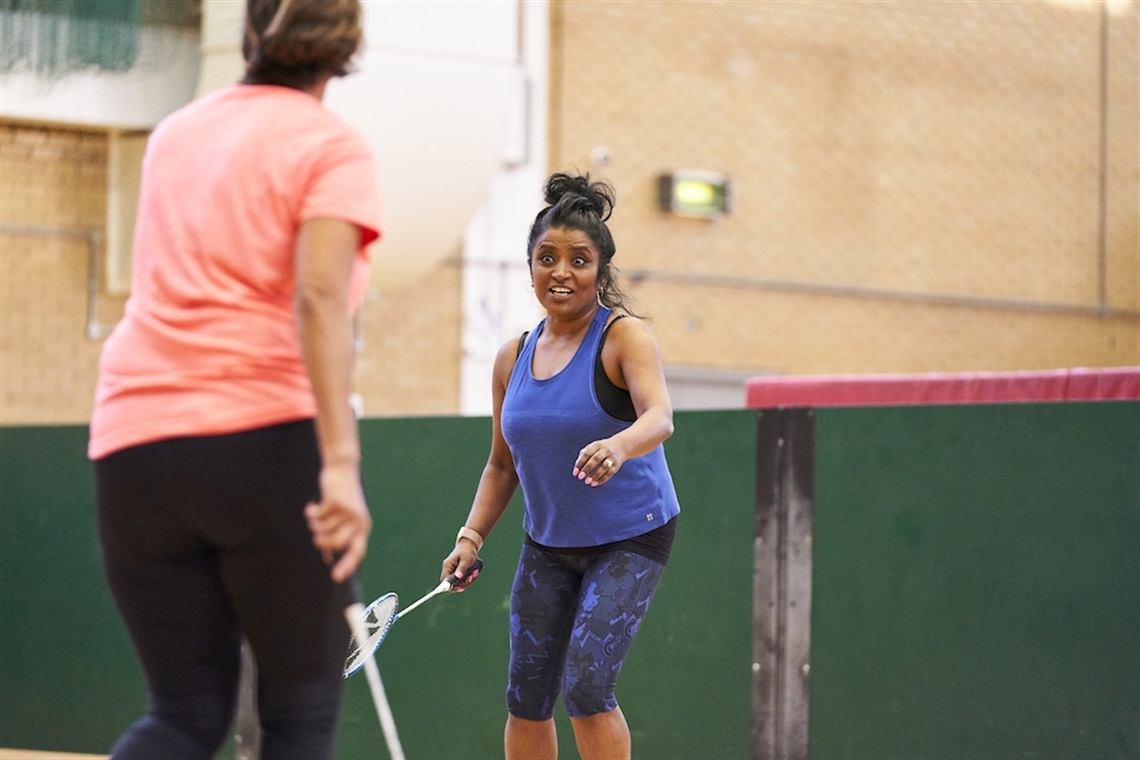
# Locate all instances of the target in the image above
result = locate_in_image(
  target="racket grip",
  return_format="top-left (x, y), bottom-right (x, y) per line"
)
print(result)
top-left (339, 571), bottom-right (364, 607)
top-left (446, 559), bottom-right (484, 587)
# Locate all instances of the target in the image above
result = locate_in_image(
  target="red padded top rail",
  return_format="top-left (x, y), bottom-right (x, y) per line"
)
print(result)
top-left (745, 367), bottom-right (1140, 408)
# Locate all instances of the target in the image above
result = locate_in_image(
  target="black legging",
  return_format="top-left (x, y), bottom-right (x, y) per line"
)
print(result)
top-left (94, 419), bottom-right (349, 760)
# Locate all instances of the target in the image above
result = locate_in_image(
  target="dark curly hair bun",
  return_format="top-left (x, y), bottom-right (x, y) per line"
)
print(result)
top-left (543, 172), bottom-right (615, 223)
top-left (526, 170), bottom-right (642, 317)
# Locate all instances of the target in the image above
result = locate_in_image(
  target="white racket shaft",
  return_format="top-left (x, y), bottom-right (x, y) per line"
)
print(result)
top-left (345, 560), bottom-right (484, 678)
top-left (394, 579), bottom-right (450, 620)
top-left (344, 602), bottom-right (405, 760)
top-left (396, 559), bottom-right (484, 620)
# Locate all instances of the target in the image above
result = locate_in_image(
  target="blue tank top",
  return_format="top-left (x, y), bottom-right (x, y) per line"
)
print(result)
top-left (502, 306), bottom-right (681, 547)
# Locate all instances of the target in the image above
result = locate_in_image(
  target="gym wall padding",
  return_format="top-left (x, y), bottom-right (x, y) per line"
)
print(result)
top-left (0, 410), bottom-right (756, 759)
top-left (0, 425), bottom-right (144, 753)
top-left (4, 400), bottom-right (1136, 759)
top-left (747, 367), bottom-right (1140, 408)
top-left (806, 401), bottom-right (1140, 759)
top-left (343, 410), bottom-right (756, 760)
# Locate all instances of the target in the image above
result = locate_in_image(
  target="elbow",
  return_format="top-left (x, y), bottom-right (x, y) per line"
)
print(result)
top-left (295, 284), bottom-right (345, 322)
top-left (487, 453), bottom-right (519, 485)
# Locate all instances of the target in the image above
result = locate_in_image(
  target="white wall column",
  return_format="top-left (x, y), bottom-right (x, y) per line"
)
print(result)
top-left (460, 0), bottom-right (548, 416)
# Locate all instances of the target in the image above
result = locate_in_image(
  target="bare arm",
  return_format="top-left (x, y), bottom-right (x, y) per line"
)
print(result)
top-left (295, 218), bottom-right (372, 583)
top-left (574, 317), bottom-right (674, 486)
top-left (441, 336), bottom-right (522, 584)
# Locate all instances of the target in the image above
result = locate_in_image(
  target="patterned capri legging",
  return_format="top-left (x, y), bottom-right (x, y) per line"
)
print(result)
top-left (506, 542), bottom-right (666, 720)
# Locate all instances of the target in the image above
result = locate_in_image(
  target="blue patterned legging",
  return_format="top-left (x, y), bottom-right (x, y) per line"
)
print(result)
top-left (507, 543), bottom-right (666, 719)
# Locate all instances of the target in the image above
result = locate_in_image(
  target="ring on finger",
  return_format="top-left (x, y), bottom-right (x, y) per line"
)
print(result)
top-left (604, 458), bottom-right (614, 468)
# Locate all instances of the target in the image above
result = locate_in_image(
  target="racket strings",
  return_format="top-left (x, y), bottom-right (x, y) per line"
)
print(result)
top-left (345, 593), bottom-right (399, 676)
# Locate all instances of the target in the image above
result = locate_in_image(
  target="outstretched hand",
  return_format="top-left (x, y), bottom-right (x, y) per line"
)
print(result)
top-left (573, 439), bottom-right (624, 487)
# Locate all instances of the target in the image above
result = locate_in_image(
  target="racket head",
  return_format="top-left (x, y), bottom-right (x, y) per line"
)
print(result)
top-left (344, 592), bottom-right (399, 677)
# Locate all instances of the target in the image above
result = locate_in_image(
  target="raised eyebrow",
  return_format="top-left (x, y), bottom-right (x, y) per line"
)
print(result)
top-left (535, 242), bottom-right (595, 255)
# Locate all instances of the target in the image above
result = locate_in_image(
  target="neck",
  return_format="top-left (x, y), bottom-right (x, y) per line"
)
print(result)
top-left (239, 74), bottom-right (332, 101)
top-left (544, 304), bottom-right (599, 338)
top-left (302, 76), bottom-right (331, 101)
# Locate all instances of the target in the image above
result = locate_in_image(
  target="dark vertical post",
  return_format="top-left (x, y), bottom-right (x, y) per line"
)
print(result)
top-left (753, 408), bottom-right (814, 760)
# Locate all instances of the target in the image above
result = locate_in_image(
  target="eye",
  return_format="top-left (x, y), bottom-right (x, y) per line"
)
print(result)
top-left (573, 256), bottom-right (588, 267)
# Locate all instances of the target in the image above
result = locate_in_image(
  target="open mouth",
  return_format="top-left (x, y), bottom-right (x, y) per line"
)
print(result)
top-left (549, 286), bottom-right (573, 295)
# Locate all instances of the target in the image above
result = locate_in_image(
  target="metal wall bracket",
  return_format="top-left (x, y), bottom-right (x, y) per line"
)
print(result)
top-left (0, 223), bottom-right (115, 339)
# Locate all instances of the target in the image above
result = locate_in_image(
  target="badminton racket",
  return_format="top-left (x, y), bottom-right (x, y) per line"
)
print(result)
top-left (344, 559), bottom-right (484, 677)
top-left (340, 573), bottom-right (405, 760)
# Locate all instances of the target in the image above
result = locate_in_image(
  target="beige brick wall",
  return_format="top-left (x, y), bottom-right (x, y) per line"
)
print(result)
top-left (1106, 1), bottom-right (1140, 312)
top-left (354, 263), bottom-right (463, 417)
top-left (550, 0), bottom-right (1139, 375)
top-left (0, 121), bottom-right (462, 424)
top-left (2, 0), bottom-right (1137, 425)
top-left (0, 124), bottom-right (125, 424)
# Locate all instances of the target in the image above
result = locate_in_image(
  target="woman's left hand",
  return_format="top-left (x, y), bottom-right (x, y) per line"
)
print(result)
top-left (573, 441), bottom-right (623, 487)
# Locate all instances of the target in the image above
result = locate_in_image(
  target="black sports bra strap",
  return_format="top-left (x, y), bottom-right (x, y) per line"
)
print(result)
top-left (595, 315), bottom-right (636, 422)
top-left (601, 314), bottom-right (627, 341)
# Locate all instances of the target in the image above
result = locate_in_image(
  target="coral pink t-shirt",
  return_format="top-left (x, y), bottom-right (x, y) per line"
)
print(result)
top-left (89, 85), bottom-right (383, 460)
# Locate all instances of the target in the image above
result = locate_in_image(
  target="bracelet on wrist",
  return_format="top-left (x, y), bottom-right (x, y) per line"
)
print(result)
top-left (456, 526), bottom-right (484, 552)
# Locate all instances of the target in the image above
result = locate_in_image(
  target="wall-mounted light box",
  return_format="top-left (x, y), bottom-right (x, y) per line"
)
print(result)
top-left (657, 170), bottom-right (731, 219)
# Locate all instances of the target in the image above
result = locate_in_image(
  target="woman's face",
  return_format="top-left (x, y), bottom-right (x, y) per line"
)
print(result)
top-left (530, 226), bottom-right (600, 321)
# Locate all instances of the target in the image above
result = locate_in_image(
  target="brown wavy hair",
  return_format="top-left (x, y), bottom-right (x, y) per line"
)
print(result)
top-left (243, 0), bottom-right (362, 90)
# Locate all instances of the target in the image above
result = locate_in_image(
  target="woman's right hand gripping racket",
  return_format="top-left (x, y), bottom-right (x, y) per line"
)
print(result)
top-left (344, 559), bottom-right (483, 677)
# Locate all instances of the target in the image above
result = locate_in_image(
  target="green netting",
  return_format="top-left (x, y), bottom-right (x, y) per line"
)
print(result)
top-left (0, 0), bottom-right (198, 79)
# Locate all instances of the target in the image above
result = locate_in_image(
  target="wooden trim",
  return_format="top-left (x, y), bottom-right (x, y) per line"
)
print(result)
top-left (753, 408), bottom-right (814, 760)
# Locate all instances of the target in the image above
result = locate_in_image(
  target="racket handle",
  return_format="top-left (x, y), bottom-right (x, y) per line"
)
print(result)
top-left (338, 571), bottom-right (364, 607)
top-left (445, 559), bottom-right (484, 588)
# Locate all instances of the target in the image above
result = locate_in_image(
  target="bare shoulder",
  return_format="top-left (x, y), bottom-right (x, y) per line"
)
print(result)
top-left (496, 333), bottom-right (524, 359)
top-left (607, 313), bottom-right (660, 350)
top-left (492, 333), bottom-right (526, 382)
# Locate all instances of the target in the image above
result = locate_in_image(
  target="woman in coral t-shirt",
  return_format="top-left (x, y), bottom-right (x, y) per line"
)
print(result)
top-left (89, 1), bottom-right (381, 757)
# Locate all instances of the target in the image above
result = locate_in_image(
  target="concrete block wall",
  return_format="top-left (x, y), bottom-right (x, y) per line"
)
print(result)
top-left (0, 124), bottom-right (125, 423)
top-left (0, 121), bottom-right (462, 423)
top-left (2, 1), bottom-right (1137, 424)
top-left (549, 0), bottom-right (1139, 375)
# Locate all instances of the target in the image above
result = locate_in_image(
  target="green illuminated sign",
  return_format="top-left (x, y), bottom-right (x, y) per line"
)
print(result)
top-left (657, 171), bottom-right (731, 219)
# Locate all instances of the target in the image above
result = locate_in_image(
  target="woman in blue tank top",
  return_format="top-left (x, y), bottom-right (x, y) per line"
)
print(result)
top-left (441, 171), bottom-right (680, 760)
